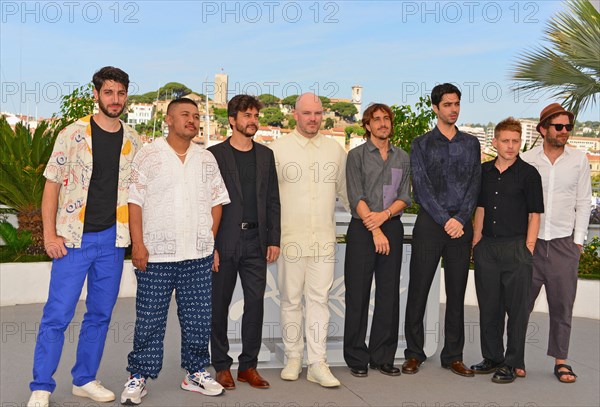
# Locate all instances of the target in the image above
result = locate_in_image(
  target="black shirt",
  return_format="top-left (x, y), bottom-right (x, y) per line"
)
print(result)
top-left (478, 156), bottom-right (544, 238)
top-left (232, 145), bottom-right (258, 222)
top-left (83, 118), bottom-right (124, 233)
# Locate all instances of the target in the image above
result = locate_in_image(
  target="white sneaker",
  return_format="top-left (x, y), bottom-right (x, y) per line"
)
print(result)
top-left (27, 390), bottom-right (50, 407)
top-left (181, 369), bottom-right (224, 396)
top-left (307, 361), bottom-right (341, 387)
top-left (281, 357), bottom-right (303, 381)
top-left (121, 374), bottom-right (147, 405)
top-left (72, 380), bottom-right (116, 402)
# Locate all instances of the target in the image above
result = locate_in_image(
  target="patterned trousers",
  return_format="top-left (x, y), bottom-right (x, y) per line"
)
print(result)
top-left (127, 256), bottom-right (213, 378)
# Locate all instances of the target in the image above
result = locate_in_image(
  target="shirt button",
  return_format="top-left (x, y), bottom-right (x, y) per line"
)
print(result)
top-left (493, 221), bottom-right (496, 224)
top-left (495, 192), bottom-right (498, 194)
top-left (493, 207), bottom-right (497, 210)
top-left (498, 177), bottom-right (501, 180)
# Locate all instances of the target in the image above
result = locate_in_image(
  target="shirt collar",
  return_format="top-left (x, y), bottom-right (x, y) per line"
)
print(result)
top-left (484, 156), bottom-right (523, 173)
top-left (366, 137), bottom-right (394, 153)
top-left (433, 125), bottom-right (464, 142)
top-left (292, 129), bottom-right (322, 147)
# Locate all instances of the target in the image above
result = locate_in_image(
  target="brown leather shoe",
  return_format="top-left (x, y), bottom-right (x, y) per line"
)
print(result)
top-left (216, 369), bottom-right (236, 390)
top-left (237, 367), bottom-right (270, 389)
top-left (443, 360), bottom-right (475, 377)
top-left (402, 358), bottom-right (422, 374)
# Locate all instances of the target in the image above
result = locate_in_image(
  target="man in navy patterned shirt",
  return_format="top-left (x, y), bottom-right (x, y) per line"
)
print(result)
top-left (402, 83), bottom-right (481, 378)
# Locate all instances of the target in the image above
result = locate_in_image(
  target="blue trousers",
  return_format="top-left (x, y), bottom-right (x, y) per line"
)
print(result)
top-left (127, 256), bottom-right (213, 379)
top-left (30, 224), bottom-right (125, 392)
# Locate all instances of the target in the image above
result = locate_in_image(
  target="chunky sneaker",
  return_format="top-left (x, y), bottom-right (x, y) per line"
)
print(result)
top-left (307, 361), bottom-right (341, 387)
top-left (27, 390), bottom-right (50, 407)
top-left (121, 374), bottom-right (147, 405)
top-left (280, 357), bottom-right (303, 381)
top-left (181, 369), bottom-right (224, 396)
top-left (72, 380), bottom-right (115, 402)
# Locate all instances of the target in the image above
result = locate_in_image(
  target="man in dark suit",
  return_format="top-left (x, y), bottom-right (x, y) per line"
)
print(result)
top-left (208, 94), bottom-right (281, 390)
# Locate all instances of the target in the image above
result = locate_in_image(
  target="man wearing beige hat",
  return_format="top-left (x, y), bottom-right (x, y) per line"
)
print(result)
top-left (521, 103), bottom-right (592, 383)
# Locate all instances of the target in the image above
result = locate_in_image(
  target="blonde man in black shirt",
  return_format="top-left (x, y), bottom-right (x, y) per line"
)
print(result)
top-left (471, 118), bottom-right (544, 383)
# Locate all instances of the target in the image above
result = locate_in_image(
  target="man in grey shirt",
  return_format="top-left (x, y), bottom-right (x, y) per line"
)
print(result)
top-left (343, 103), bottom-right (411, 378)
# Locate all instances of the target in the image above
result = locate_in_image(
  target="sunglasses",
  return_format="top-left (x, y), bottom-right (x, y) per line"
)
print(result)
top-left (548, 123), bottom-right (573, 132)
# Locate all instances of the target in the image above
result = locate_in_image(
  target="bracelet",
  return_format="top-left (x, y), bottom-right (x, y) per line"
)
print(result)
top-left (385, 209), bottom-right (392, 219)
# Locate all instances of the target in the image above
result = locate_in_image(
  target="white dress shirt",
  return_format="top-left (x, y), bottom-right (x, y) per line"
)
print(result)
top-left (521, 144), bottom-right (592, 245)
top-left (129, 138), bottom-right (230, 262)
top-left (270, 130), bottom-right (349, 257)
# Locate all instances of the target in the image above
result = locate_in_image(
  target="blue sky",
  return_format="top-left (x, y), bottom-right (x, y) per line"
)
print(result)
top-left (1, 1), bottom-right (598, 123)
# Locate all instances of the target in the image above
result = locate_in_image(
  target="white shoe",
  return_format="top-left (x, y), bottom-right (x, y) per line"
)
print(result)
top-left (121, 374), bottom-right (147, 405)
top-left (72, 380), bottom-right (116, 402)
top-left (281, 357), bottom-right (303, 381)
top-left (181, 369), bottom-right (224, 396)
top-left (307, 361), bottom-right (341, 387)
top-left (27, 390), bottom-right (50, 407)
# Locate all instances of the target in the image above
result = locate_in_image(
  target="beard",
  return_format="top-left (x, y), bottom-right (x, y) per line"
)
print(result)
top-left (236, 122), bottom-right (258, 138)
top-left (98, 99), bottom-right (125, 118)
top-left (545, 133), bottom-right (568, 148)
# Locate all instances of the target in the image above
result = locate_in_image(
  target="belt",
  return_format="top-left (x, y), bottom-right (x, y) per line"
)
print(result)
top-left (240, 222), bottom-right (258, 230)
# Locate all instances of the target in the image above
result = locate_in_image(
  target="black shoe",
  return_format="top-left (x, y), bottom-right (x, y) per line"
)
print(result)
top-left (492, 365), bottom-right (516, 384)
top-left (471, 359), bottom-right (503, 374)
top-left (350, 367), bottom-right (368, 377)
top-left (369, 363), bottom-right (401, 376)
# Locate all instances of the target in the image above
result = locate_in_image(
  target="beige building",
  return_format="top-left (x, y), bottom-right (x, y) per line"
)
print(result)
top-left (214, 73), bottom-right (228, 105)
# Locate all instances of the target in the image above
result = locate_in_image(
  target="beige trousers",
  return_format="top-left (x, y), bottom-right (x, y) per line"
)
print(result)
top-left (277, 255), bottom-right (335, 364)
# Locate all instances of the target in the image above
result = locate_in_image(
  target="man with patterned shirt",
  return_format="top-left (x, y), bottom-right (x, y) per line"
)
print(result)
top-left (119, 98), bottom-right (230, 404)
top-left (28, 67), bottom-right (141, 407)
top-left (403, 83), bottom-right (481, 377)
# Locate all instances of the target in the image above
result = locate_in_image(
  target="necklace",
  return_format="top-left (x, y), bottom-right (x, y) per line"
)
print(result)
top-left (166, 139), bottom-right (190, 156)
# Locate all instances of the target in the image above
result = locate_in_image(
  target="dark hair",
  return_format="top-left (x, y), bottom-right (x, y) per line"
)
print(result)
top-left (228, 95), bottom-right (263, 119)
top-left (494, 117), bottom-right (522, 138)
top-left (361, 103), bottom-right (394, 139)
top-left (167, 97), bottom-right (198, 114)
top-left (431, 83), bottom-right (461, 107)
top-left (228, 95), bottom-right (263, 129)
top-left (92, 66), bottom-right (130, 91)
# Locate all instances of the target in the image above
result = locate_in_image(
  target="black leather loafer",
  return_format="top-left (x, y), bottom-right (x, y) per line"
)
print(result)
top-left (350, 367), bottom-right (368, 377)
top-left (492, 365), bottom-right (516, 384)
top-left (370, 363), bottom-right (401, 376)
top-left (471, 359), bottom-right (503, 374)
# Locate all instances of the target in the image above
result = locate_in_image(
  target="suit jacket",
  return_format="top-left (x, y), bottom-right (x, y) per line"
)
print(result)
top-left (208, 138), bottom-right (281, 258)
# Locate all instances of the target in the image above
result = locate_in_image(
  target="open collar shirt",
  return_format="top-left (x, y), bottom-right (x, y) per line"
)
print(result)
top-left (346, 138), bottom-right (412, 219)
top-left (270, 130), bottom-right (349, 257)
top-left (128, 138), bottom-right (230, 262)
top-left (43, 115), bottom-right (141, 248)
top-left (521, 144), bottom-right (592, 245)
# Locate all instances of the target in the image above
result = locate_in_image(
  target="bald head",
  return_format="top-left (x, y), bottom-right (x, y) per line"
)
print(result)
top-left (293, 92), bottom-right (323, 138)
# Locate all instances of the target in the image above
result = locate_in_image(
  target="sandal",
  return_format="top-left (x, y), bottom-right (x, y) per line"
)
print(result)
top-left (554, 364), bottom-right (577, 383)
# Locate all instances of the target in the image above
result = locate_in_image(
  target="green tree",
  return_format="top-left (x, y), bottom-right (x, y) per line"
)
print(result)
top-left (259, 107), bottom-right (284, 126)
top-left (281, 94), bottom-right (299, 107)
top-left (390, 96), bottom-right (436, 153)
top-left (135, 112), bottom-right (164, 138)
top-left (324, 117), bottom-right (335, 129)
top-left (331, 102), bottom-right (358, 121)
top-left (344, 125), bottom-right (365, 141)
top-left (511, 0), bottom-right (600, 118)
top-left (52, 83), bottom-right (95, 130)
top-left (319, 96), bottom-right (331, 109)
top-left (159, 82), bottom-right (193, 99)
top-left (285, 115), bottom-right (297, 129)
top-left (0, 118), bottom-right (58, 254)
top-left (258, 94), bottom-right (280, 106)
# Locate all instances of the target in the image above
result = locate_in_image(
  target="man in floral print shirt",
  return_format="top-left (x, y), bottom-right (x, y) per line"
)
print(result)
top-left (27, 67), bottom-right (141, 407)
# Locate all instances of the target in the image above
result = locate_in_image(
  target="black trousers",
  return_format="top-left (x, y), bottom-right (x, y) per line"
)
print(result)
top-left (474, 236), bottom-right (532, 369)
top-left (211, 228), bottom-right (267, 372)
top-left (404, 209), bottom-right (472, 365)
top-left (343, 217), bottom-right (404, 369)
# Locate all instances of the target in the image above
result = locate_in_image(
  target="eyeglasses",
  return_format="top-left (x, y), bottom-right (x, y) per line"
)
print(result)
top-left (548, 123), bottom-right (573, 132)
